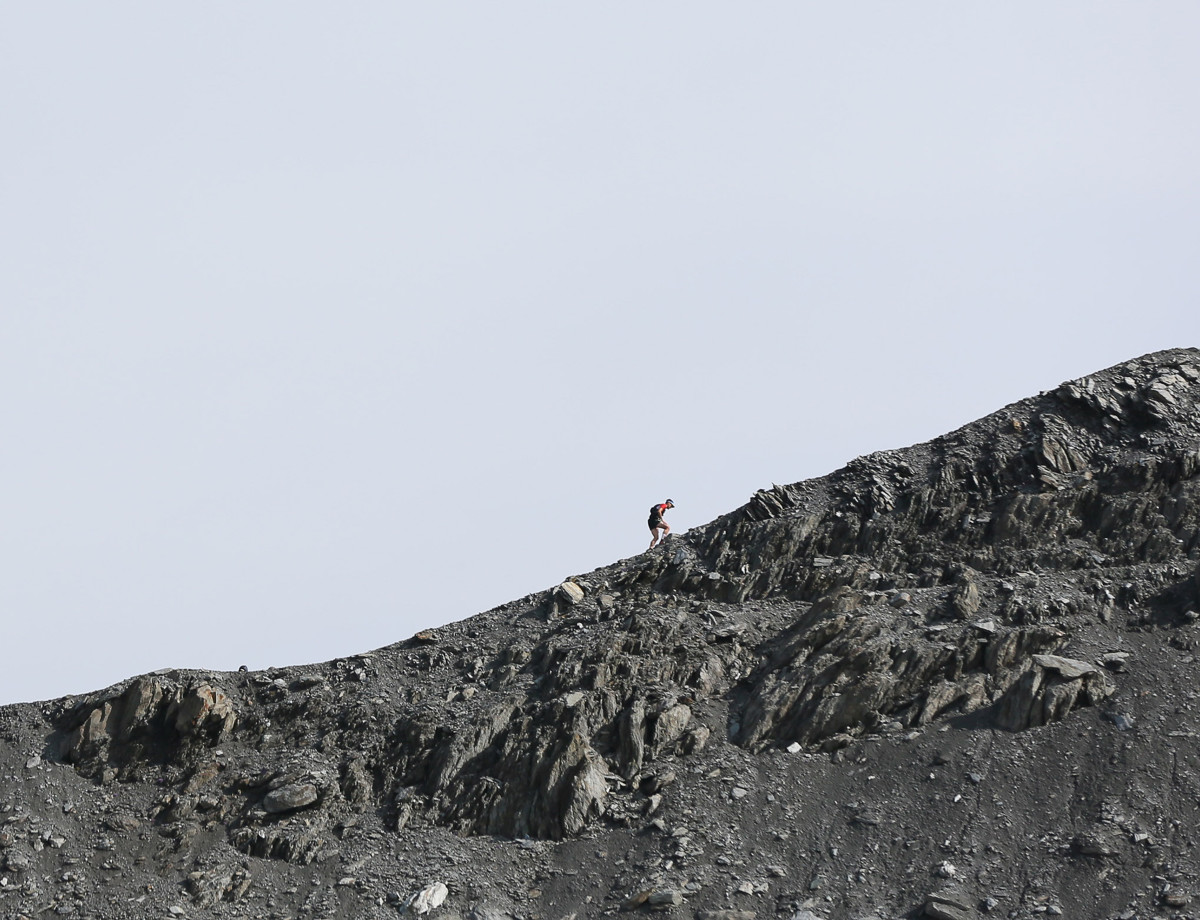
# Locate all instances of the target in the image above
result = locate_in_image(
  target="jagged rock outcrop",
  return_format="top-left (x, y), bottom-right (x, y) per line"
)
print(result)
top-left (58, 675), bottom-right (236, 774)
top-left (994, 653), bottom-right (1114, 730)
top-left (5, 349), bottom-right (1200, 920)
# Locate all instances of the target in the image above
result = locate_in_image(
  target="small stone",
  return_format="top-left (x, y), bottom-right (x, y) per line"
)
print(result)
top-left (2, 851), bottom-right (31, 872)
top-left (731, 787), bottom-right (748, 800)
top-left (104, 815), bottom-right (142, 833)
top-left (642, 771), bottom-right (676, 794)
top-left (1101, 652), bottom-right (1130, 672)
top-left (1104, 711), bottom-right (1135, 731)
top-left (24, 755), bottom-right (41, 770)
top-left (647, 889), bottom-right (683, 909)
top-left (935, 862), bottom-right (957, 878)
top-left (786, 742), bottom-right (802, 754)
top-left (1073, 830), bottom-right (1120, 857)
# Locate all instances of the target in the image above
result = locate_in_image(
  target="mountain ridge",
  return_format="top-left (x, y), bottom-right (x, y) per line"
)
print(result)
top-left (2, 347), bottom-right (1199, 919)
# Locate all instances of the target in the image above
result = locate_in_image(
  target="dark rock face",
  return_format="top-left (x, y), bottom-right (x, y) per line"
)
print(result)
top-left (3, 348), bottom-right (1200, 919)
top-left (57, 675), bottom-right (236, 773)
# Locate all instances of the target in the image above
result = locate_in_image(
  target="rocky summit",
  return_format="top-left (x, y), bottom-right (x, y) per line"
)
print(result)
top-left (3, 348), bottom-right (1200, 920)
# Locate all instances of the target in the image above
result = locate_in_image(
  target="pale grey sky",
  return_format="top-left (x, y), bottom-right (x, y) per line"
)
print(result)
top-left (2, 5), bottom-right (1197, 704)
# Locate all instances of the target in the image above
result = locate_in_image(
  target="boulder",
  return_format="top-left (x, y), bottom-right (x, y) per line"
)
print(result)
top-left (262, 783), bottom-right (319, 814)
top-left (405, 882), bottom-right (449, 914)
top-left (948, 579), bottom-right (981, 619)
top-left (556, 582), bottom-right (585, 606)
top-left (650, 703), bottom-right (692, 755)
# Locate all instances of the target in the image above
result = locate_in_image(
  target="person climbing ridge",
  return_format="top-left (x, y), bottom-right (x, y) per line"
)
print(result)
top-left (647, 499), bottom-right (675, 549)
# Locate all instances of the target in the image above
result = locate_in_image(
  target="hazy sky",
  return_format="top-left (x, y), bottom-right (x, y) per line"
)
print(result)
top-left (2, 5), bottom-right (1197, 704)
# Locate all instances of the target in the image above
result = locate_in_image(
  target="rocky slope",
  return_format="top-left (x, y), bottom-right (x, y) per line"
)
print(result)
top-left (3, 348), bottom-right (1200, 920)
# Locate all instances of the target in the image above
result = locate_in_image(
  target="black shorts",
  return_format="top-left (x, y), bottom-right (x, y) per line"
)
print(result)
top-left (648, 515), bottom-right (665, 531)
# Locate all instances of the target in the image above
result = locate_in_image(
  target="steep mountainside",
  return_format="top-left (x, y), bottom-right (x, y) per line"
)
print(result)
top-left (3, 348), bottom-right (1200, 920)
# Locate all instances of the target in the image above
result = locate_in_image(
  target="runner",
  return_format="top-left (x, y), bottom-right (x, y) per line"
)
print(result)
top-left (647, 499), bottom-right (675, 549)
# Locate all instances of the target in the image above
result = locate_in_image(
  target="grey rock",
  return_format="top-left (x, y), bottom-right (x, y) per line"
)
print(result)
top-left (1032, 654), bottom-right (1097, 679)
top-left (262, 783), bottom-right (319, 814)
top-left (1073, 830), bottom-right (1121, 857)
top-left (2, 850), bottom-right (31, 872)
top-left (678, 724), bottom-right (711, 754)
top-left (948, 579), bottom-right (981, 619)
top-left (556, 582), bottom-right (585, 606)
top-left (925, 887), bottom-right (975, 920)
top-left (995, 656), bottom-right (1113, 731)
top-left (404, 881), bottom-right (448, 914)
top-left (1104, 710), bottom-right (1136, 731)
top-left (648, 889), bottom-right (684, 909)
top-left (935, 861), bottom-right (958, 878)
top-left (925, 903), bottom-right (971, 920)
top-left (1101, 651), bottom-right (1130, 672)
top-left (173, 683), bottom-right (237, 738)
top-left (650, 703), bottom-right (692, 755)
